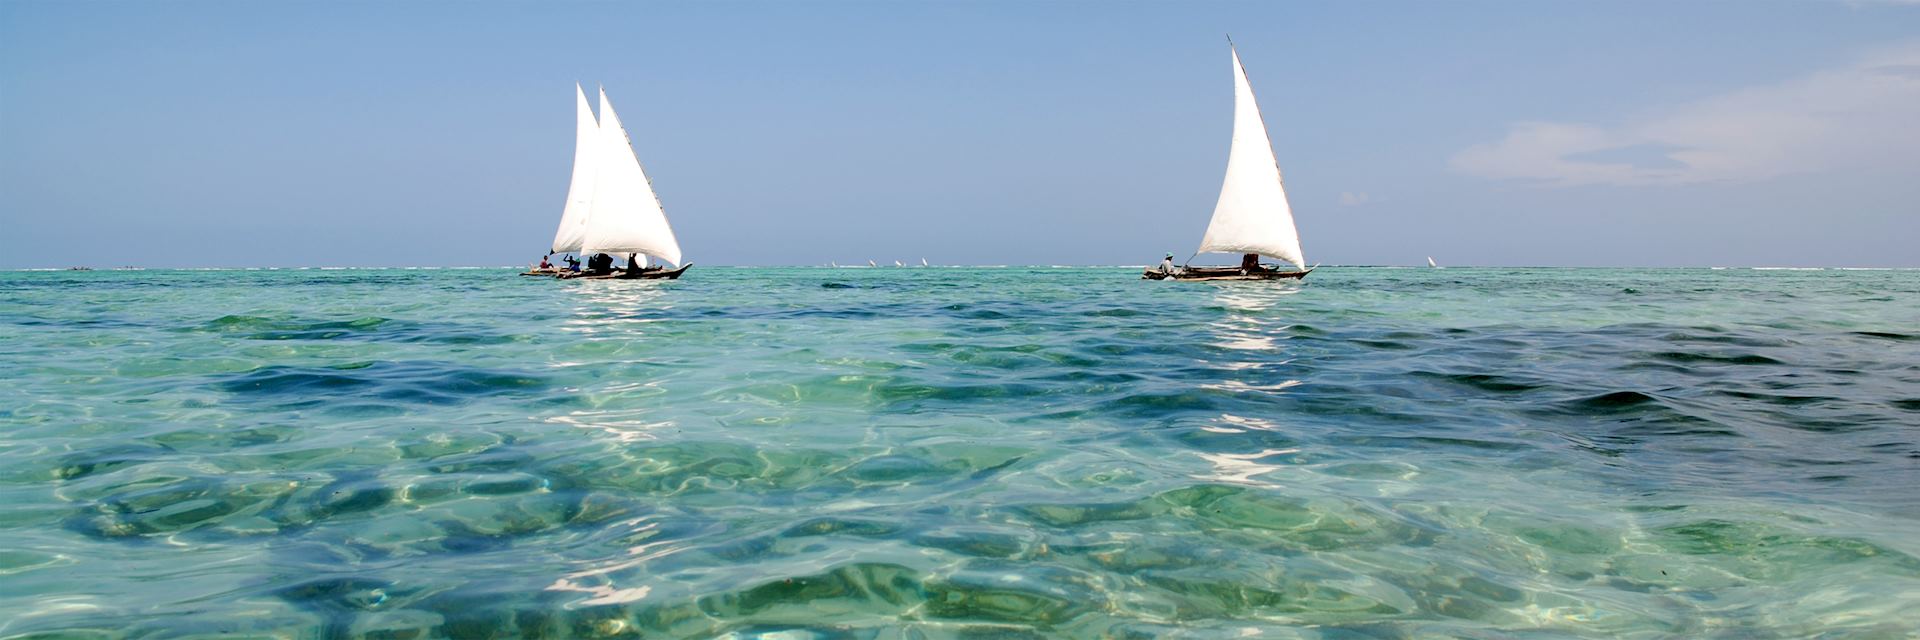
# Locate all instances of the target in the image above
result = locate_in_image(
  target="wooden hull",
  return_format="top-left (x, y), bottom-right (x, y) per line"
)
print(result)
top-left (1142, 266), bottom-right (1312, 281)
top-left (557, 264), bottom-right (692, 280)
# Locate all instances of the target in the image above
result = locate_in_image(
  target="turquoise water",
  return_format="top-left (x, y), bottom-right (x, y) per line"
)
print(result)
top-left (2, 267), bottom-right (1917, 638)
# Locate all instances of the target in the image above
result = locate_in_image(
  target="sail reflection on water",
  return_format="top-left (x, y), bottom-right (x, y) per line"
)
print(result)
top-left (559, 281), bottom-right (673, 338)
top-left (550, 282), bottom-right (679, 442)
top-left (1195, 448), bottom-right (1301, 486)
top-left (543, 518), bottom-right (685, 606)
top-left (1201, 286), bottom-right (1305, 386)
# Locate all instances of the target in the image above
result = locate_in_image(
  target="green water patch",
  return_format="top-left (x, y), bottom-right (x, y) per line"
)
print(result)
top-left (535, 440), bottom-right (1030, 500)
top-left (876, 380), bottom-right (1056, 405)
top-left (1650, 519), bottom-right (1920, 583)
top-left (62, 473), bottom-right (303, 540)
top-left (1480, 512), bottom-right (1625, 556)
top-left (909, 527), bottom-right (1034, 559)
top-left (924, 563), bottom-right (1106, 627)
top-left (894, 341), bottom-right (1102, 371)
top-left (540, 441), bottom-right (848, 498)
top-left (1012, 484), bottom-right (1421, 555)
top-left (184, 314), bottom-right (521, 345)
top-left (50, 443), bottom-right (173, 481)
top-left (697, 562), bottom-right (926, 622)
top-left (144, 423), bottom-right (303, 452)
top-left (1134, 566), bottom-right (1410, 622)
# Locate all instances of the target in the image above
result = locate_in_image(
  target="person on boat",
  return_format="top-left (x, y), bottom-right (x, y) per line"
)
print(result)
top-left (1158, 253), bottom-right (1177, 276)
top-left (565, 255), bottom-right (580, 272)
top-left (626, 253), bottom-right (641, 274)
top-left (1240, 253), bottom-right (1262, 274)
top-left (586, 253), bottom-right (614, 275)
top-left (538, 255), bottom-right (552, 270)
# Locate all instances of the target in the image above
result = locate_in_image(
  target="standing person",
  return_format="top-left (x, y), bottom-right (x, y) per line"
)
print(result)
top-left (626, 253), bottom-right (641, 274)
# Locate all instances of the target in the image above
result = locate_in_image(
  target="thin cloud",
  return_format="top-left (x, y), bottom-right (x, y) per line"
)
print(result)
top-left (1338, 191), bottom-right (1371, 206)
top-left (1451, 41), bottom-right (1920, 187)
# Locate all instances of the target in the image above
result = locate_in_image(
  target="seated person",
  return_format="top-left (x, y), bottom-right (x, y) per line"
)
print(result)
top-left (587, 253), bottom-right (614, 275)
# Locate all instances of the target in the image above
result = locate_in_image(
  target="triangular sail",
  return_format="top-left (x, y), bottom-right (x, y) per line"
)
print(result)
top-left (550, 83), bottom-right (599, 255)
top-left (1196, 47), bottom-right (1305, 269)
top-left (580, 87), bottom-right (684, 266)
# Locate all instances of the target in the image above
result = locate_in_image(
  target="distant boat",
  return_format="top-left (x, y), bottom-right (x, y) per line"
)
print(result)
top-left (1427, 257), bottom-right (1439, 268)
top-left (868, 260), bottom-right (877, 267)
top-left (831, 261), bottom-right (839, 268)
top-left (1145, 42), bottom-right (1311, 282)
top-left (921, 258), bottom-right (929, 267)
top-left (532, 84), bottom-right (689, 280)
top-left (894, 260), bottom-right (904, 267)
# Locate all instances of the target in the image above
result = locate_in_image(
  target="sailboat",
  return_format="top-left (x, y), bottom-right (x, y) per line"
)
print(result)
top-left (1144, 42), bottom-right (1312, 282)
top-left (921, 258), bottom-right (929, 267)
top-left (1427, 256), bottom-right (1439, 268)
top-left (533, 84), bottom-right (689, 280)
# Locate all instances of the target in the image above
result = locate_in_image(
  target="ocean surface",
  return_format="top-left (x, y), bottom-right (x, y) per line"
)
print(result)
top-left (1, 266), bottom-right (1917, 639)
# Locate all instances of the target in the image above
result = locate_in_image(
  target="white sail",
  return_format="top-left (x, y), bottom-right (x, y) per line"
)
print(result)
top-left (580, 87), bottom-right (684, 266)
top-left (921, 258), bottom-right (929, 267)
top-left (1427, 256), bottom-right (1438, 268)
top-left (1196, 47), bottom-right (1305, 269)
top-left (550, 83), bottom-right (599, 255)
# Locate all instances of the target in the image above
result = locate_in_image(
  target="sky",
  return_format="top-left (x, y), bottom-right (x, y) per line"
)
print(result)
top-left (3, 0), bottom-right (1918, 268)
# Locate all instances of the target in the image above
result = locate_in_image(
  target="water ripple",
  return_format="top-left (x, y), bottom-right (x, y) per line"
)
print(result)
top-left (2, 267), bottom-right (1917, 637)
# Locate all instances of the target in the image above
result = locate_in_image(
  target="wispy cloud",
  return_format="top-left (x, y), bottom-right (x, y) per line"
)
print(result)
top-left (1451, 41), bottom-right (1920, 187)
top-left (1338, 191), bottom-right (1371, 206)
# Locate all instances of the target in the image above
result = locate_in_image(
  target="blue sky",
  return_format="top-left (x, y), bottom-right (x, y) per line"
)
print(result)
top-left (3, 1), bottom-right (1917, 267)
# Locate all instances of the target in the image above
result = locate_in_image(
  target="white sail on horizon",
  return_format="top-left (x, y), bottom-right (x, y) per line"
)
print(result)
top-left (579, 87), bottom-right (684, 266)
top-left (549, 83), bottom-right (599, 255)
top-left (1195, 47), bottom-right (1306, 269)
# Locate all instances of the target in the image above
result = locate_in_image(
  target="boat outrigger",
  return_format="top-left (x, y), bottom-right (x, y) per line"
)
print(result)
top-left (525, 83), bottom-right (690, 280)
top-left (1145, 41), bottom-right (1312, 282)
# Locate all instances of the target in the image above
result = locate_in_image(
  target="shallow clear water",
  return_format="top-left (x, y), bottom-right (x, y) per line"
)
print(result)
top-left (2, 267), bottom-right (1917, 638)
